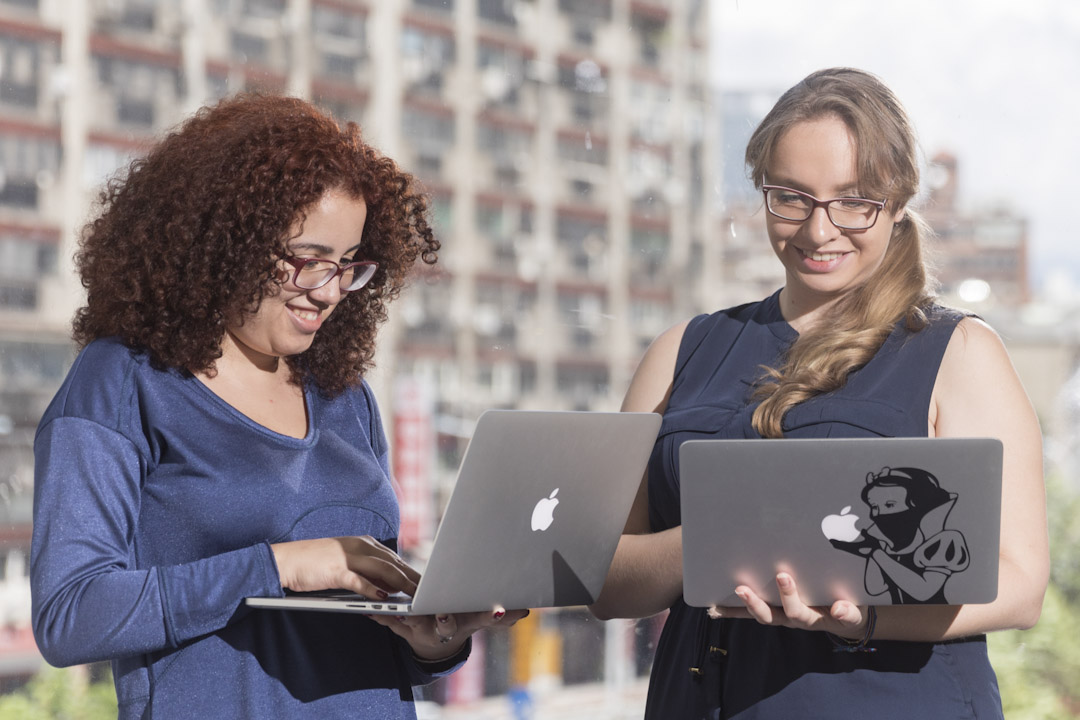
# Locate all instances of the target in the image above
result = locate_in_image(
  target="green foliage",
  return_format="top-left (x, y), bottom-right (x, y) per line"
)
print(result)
top-left (0, 665), bottom-right (117, 720)
top-left (989, 470), bottom-right (1080, 719)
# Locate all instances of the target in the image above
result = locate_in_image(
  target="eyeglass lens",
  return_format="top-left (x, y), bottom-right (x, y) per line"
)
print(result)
top-left (765, 188), bottom-right (880, 229)
top-left (294, 259), bottom-right (376, 291)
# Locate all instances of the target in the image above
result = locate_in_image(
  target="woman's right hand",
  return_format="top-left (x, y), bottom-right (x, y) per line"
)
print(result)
top-left (271, 536), bottom-right (420, 599)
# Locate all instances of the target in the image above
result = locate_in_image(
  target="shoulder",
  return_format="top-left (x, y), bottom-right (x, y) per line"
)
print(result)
top-left (340, 377), bottom-right (380, 417)
top-left (622, 319), bottom-right (690, 413)
top-left (622, 298), bottom-right (768, 413)
top-left (930, 314), bottom-right (1037, 438)
top-left (337, 378), bottom-right (387, 454)
top-left (938, 316), bottom-right (1011, 378)
top-left (883, 303), bottom-right (975, 364)
top-left (40, 338), bottom-right (150, 426)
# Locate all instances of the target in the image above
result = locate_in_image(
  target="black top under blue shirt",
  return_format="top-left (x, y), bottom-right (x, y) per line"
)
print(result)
top-left (645, 290), bottom-right (1003, 720)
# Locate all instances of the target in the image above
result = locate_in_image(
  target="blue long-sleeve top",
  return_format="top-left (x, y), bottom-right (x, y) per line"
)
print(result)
top-left (31, 337), bottom-right (464, 719)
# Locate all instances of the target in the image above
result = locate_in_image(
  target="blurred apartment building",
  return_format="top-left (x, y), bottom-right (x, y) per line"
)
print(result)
top-left (0, 0), bottom-right (713, 695)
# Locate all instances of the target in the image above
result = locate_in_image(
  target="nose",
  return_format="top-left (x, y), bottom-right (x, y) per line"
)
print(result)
top-left (803, 206), bottom-right (841, 245)
top-left (306, 277), bottom-right (344, 307)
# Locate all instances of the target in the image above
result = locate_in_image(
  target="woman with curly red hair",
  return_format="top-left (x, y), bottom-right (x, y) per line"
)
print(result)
top-left (30, 93), bottom-right (521, 718)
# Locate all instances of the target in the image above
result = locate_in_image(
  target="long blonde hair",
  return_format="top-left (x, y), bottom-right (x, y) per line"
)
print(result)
top-left (744, 68), bottom-right (937, 438)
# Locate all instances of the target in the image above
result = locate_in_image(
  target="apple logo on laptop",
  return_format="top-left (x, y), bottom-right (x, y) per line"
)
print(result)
top-left (820, 505), bottom-right (862, 542)
top-left (531, 488), bottom-right (560, 532)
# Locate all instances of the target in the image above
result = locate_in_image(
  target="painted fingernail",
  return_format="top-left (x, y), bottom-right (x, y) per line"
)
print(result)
top-left (376, 589), bottom-right (389, 599)
top-left (493, 610), bottom-right (506, 621)
top-left (437, 615), bottom-right (450, 624)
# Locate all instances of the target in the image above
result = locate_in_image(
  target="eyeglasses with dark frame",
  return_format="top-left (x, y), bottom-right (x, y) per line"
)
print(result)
top-left (762, 185), bottom-right (887, 230)
top-left (280, 256), bottom-right (378, 293)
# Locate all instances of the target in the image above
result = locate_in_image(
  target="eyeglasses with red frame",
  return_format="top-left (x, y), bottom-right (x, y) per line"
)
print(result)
top-left (280, 256), bottom-right (378, 293)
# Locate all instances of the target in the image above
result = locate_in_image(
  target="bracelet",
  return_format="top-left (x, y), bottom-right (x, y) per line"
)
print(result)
top-left (412, 637), bottom-right (471, 673)
top-left (827, 606), bottom-right (877, 653)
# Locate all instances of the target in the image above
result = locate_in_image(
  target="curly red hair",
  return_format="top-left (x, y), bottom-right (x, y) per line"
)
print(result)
top-left (73, 92), bottom-right (438, 396)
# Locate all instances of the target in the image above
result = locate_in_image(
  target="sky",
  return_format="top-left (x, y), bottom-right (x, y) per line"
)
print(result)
top-left (709, 0), bottom-right (1080, 299)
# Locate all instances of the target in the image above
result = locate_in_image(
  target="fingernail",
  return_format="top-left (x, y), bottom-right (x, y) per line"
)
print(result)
top-left (493, 610), bottom-right (506, 621)
top-left (395, 616), bottom-right (406, 623)
top-left (707, 606), bottom-right (723, 620)
top-left (376, 589), bottom-right (389, 599)
top-left (777, 574), bottom-right (792, 589)
top-left (437, 615), bottom-right (450, 624)
top-left (735, 589), bottom-right (748, 602)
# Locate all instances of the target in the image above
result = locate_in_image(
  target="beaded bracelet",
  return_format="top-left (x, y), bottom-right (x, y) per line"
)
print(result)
top-left (827, 606), bottom-right (877, 653)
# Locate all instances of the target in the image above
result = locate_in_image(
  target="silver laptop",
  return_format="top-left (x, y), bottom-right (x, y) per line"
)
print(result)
top-left (247, 409), bottom-right (661, 615)
top-left (680, 437), bottom-right (1002, 608)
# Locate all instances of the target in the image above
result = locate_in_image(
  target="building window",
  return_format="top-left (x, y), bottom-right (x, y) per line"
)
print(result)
top-left (242, 0), bottom-right (286, 18)
top-left (312, 5), bottom-right (365, 39)
top-left (402, 26), bottom-right (455, 97)
top-left (403, 107), bottom-right (456, 156)
top-left (477, 42), bottom-right (527, 108)
top-left (413, 0), bottom-right (455, 12)
top-left (630, 227), bottom-right (670, 282)
top-left (231, 30), bottom-right (269, 64)
top-left (0, 135), bottom-right (60, 210)
top-left (478, 0), bottom-right (517, 27)
top-left (557, 135), bottom-right (607, 166)
top-left (557, 0), bottom-right (612, 20)
top-left (117, 97), bottom-right (155, 126)
top-left (0, 0), bottom-right (40, 10)
top-left (0, 37), bottom-right (42, 109)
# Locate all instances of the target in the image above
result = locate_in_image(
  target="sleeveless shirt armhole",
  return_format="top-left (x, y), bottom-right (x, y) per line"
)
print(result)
top-left (914, 305), bottom-right (969, 428)
top-left (673, 313), bottom-right (711, 381)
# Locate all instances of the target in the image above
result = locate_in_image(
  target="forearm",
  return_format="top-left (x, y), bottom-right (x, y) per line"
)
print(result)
top-left (589, 526), bottom-right (683, 620)
top-left (872, 556), bottom-right (1046, 642)
top-left (32, 542), bottom-right (281, 667)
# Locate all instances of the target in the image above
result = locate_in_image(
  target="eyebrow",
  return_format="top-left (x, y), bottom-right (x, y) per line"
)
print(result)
top-left (765, 177), bottom-right (864, 197)
top-left (288, 241), bottom-right (364, 259)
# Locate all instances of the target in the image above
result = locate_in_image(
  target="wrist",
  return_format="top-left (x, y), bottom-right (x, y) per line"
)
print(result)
top-left (412, 637), bottom-right (471, 671)
top-left (268, 542), bottom-right (293, 589)
top-left (827, 606), bottom-right (877, 653)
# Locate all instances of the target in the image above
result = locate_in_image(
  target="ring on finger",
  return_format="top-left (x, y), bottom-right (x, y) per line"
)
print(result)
top-left (438, 634), bottom-right (454, 644)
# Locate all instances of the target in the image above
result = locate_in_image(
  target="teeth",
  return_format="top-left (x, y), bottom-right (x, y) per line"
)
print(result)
top-left (807, 251), bottom-right (843, 262)
top-left (291, 308), bottom-right (319, 321)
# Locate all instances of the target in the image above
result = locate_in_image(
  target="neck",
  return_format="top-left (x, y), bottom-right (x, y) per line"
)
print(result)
top-left (202, 330), bottom-right (293, 389)
top-left (778, 287), bottom-right (844, 334)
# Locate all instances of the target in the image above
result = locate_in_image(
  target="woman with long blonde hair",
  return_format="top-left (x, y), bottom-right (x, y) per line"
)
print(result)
top-left (590, 68), bottom-right (1047, 718)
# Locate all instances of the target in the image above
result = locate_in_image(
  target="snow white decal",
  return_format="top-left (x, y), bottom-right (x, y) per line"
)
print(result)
top-left (824, 467), bottom-right (970, 604)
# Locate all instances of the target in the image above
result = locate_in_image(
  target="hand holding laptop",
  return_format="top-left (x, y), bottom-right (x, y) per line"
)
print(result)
top-left (271, 534), bottom-right (528, 662)
top-left (709, 571), bottom-right (874, 645)
top-left (365, 605), bottom-right (530, 663)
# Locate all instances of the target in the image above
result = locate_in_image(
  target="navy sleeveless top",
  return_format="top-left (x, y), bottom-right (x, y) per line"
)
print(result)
top-left (645, 290), bottom-right (1003, 720)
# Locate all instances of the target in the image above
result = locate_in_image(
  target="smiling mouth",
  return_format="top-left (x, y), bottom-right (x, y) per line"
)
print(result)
top-left (798, 248), bottom-right (848, 262)
top-left (288, 307), bottom-right (320, 322)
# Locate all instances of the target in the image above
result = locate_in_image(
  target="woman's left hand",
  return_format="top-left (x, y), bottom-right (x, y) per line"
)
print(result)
top-left (368, 607), bottom-right (530, 662)
top-left (713, 572), bottom-right (868, 640)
